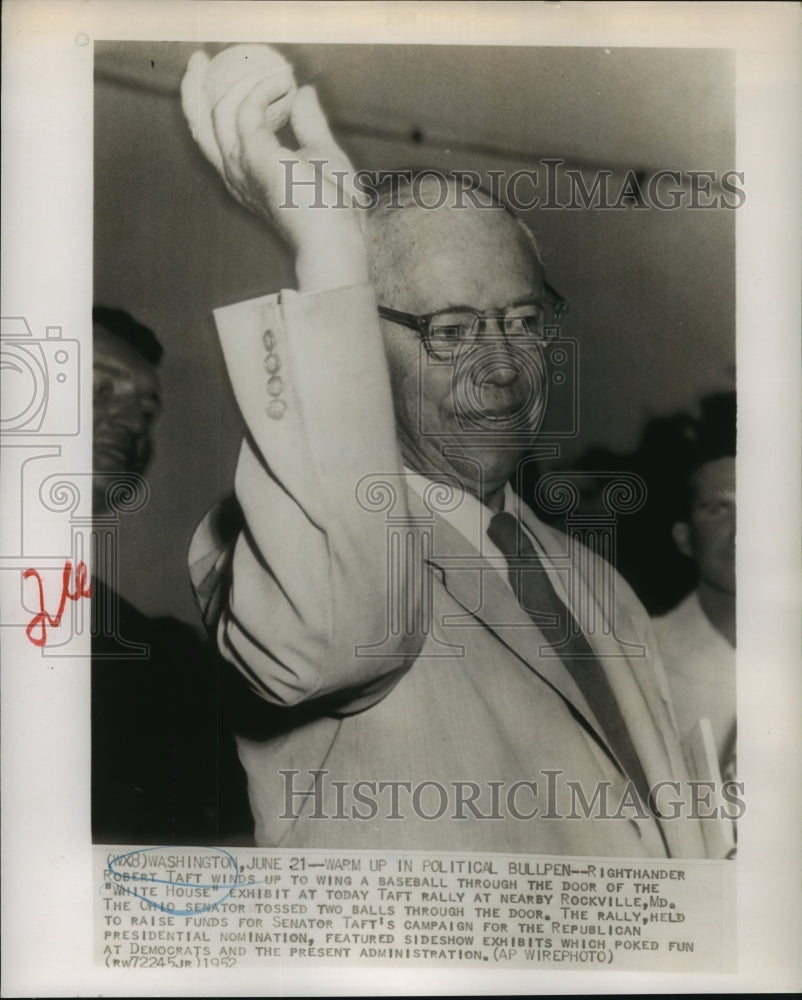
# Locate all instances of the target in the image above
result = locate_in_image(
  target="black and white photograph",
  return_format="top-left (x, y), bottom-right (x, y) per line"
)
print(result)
top-left (2, 1), bottom-right (800, 995)
top-left (92, 37), bottom-right (739, 858)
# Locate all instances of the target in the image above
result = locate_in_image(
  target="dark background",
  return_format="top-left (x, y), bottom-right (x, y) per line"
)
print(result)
top-left (94, 42), bottom-right (735, 626)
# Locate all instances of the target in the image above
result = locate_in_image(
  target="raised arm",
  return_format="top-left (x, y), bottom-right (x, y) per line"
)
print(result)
top-left (182, 46), bottom-right (424, 713)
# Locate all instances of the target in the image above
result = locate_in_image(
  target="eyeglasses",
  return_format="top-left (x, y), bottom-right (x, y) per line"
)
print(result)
top-left (378, 282), bottom-right (567, 361)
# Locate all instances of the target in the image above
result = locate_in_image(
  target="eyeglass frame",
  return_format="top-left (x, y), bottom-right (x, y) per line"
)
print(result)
top-left (377, 281), bottom-right (568, 360)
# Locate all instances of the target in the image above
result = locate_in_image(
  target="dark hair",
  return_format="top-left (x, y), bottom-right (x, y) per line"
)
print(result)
top-left (93, 306), bottom-right (163, 366)
top-left (678, 391), bottom-right (736, 518)
top-left (688, 391), bottom-right (736, 468)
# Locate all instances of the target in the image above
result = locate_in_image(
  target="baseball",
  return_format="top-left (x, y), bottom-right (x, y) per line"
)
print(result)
top-left (204, 44), bottom-right (297, 132)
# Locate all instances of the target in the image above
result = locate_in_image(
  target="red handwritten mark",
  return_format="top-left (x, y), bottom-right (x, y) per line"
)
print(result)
top-left (24, 561), bottom-right (93, 647)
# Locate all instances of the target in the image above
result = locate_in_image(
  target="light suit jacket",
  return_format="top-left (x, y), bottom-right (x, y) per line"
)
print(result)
top-left (189, 283), bottom-right (708, 859)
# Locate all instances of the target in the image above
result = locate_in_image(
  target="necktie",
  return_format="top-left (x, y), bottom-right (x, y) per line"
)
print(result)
top-left (487, 510), bottom-right (651, 807)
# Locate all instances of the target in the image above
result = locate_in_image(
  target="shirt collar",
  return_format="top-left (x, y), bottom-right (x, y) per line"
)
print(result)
top-left (403, 469), bottom-right (526, 581)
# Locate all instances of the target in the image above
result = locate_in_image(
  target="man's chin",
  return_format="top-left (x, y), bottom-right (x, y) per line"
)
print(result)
top-left (444, 445), bottom-right (530, 497)
top-left (93, 450), bottom-right (147, 476)
top-left (92, 459), bottom-right (127, 476)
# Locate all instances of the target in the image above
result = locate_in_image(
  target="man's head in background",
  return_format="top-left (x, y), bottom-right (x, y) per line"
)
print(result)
top-left (672, 392), bottom-right (736, 600)
top-left (92, 306), bottom-right (162, 513)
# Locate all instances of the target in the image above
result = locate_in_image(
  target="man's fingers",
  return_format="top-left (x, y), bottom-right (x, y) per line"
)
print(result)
top-left (289, 85), bottom-right (339, 153)
top-left (290, 86), bottom-right (361, 210)
top-left (181, 52), bottom-right (366, 248)
top-left (215, 71), bottom-right (295, 177)
top-left (234, 73), bottom-right (294, 145)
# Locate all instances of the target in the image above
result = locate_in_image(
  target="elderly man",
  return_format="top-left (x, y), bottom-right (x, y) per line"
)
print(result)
top-left (183, 47), bottom-right (708, 857)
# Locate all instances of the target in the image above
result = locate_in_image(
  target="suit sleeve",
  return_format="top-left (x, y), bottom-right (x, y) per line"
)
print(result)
top-left (189, 284), bottom-right (424, 714)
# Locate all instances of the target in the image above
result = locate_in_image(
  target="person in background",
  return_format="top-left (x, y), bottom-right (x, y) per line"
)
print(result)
top-left (91, 305), bottom-right (251, 844)
top-left (652, 393), bottom-right (736, 777)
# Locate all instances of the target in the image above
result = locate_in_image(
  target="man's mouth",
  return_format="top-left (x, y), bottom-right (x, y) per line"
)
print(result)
top-left (462, 391), bottom-right (539, 420)
top-left (94, 437), bottom-right (133, 464)
top-left (478, 402), bottom-right (529, 419)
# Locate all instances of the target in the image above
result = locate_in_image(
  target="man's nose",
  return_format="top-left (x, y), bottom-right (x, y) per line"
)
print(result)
top-left (726, 514), bottom-right (737, 543)
top-left (472, 324), bottom-right (522, 387)
top-left (481, 358), bottom-right (520, 388)
top-left (109, 394), bottom-right (147, 433)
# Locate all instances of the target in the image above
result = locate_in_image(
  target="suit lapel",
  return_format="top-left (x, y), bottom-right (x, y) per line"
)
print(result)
top-left (417, 495), bottom-right (616, 762)
top-left (515, 504), bottom-right (706, 857)
top-left (517, 504), bottom-right (675, 766)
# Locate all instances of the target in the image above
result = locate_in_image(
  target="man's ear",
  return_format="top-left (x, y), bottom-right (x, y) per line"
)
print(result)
top-left (672, 520), bottom-right (694, 559)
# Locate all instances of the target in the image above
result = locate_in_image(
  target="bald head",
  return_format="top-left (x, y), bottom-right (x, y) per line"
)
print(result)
top-left (366, 174), bottom-right (544, 310)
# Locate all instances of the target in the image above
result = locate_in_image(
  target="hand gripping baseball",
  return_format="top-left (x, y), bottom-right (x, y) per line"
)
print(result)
top-left (181, 45), bottom-right (368, 291)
